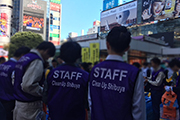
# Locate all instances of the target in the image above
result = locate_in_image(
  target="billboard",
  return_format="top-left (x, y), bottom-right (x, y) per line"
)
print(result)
top-left (149, 32), bottom-right (174, 47)
top-left (101, 1), bottom-right (137, 32)
top-left (103, 0), bottom-right (134, 11)
top-left (0, 7), bottom-right (12, 45)
top-left (23, 0), bottom-right (47, 39)
top-left (50, 0), bottom-right (61, 4)
top-left (50, 2), bottom-right (61, 12)
top-left (23, 14), bottom-right (44, 33)
top-left (141, 0), bottom-right (179, 22)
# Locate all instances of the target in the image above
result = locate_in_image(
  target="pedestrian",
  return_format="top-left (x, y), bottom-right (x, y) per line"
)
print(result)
top-left (46, 41), bottom-right (89, 120)
top-left (132, 62), bottom-right (141, 69)
top-left (0, 46), bottom-right (30, 120)
top-left (48, 59), bottom-right (58, 71)
top-left (0, 57), bottom-right (6, 64)
top-left (13, 42), bottom-right (55, 120)
top-left (145, 57), bottom-right (165, 120)
top-left (89, 26), bottom-right (146, 120)
top-left (165, 59), bottom-right (180, 115)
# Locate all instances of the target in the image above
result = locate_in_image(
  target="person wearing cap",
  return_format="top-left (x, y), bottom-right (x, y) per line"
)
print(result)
top-left (46, 41), bottom-right (89, 120)
top-left (89, 26), bottom-right (146, 120)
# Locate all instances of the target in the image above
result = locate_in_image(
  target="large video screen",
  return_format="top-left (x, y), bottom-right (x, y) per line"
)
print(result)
top-left (100, 1), bottom-right (137, 32)
top-left (141, 0), bottom-right (179, 22)
top-left (0, 13), bottom-right (8, 37)
top-left (23, 14), bottom-right (44, 33)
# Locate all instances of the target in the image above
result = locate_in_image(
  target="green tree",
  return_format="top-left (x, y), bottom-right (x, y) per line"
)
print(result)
top-left (9, 31), bottom-right (44, 58)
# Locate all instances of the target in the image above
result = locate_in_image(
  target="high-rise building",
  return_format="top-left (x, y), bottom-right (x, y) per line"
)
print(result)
top-left (0, 0), bottom-right (13, 46)
top-left (49, 0), bottom-right (61, 46)
top-left (42, 0), bottom-right (50, 41)
top-left (11, 0), bottom-right (47, 40)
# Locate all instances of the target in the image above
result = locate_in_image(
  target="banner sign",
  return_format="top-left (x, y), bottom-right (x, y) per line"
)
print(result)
top-left (141, 0), bottom-right (179, 22)
top-left (100, 1), bottom-right (137, 32)
top-left (81, 48), bottom-right (90, 63)
top-left (90, 43), bottom-right (100, 65)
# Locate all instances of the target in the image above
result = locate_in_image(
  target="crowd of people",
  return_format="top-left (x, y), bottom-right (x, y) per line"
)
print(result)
top-left (0, 26), bottom-right (180, 120)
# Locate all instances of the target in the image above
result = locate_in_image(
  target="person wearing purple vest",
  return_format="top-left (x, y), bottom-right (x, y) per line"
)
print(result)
top-left (164, 58), bottom-right (180, 114)
top-left (13, 42), bottom-right (55, 120)
top-left (0, 46), bottom-right (30, 120)
top-left (46, 41), bottom-right (89, 120)
top-left (89, 26), bottom-right (146, 120)
top-left (145, 57), bottom-right (166, 120)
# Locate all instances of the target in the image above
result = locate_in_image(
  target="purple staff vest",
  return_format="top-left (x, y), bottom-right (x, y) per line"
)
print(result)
top-left (150, 68), bottom-right (164, 91)
top-left (176, 72), bottom-right (180, 100)
top-left (90, 60), bottom-right (139, 120)
top-left (0, 60), bottom-right (16, 101)
top-left (14, 52), bottom-right (44, 102)
top-left (47, 64), bottom-right (89, 120)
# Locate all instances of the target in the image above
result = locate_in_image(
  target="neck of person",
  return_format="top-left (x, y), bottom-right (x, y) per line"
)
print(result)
top-left (108, 51), bottom-right (124, 57)
top-left (154, 65), bottom-right (161, 72)
top-left (13, 57), bottom-right (19, 61)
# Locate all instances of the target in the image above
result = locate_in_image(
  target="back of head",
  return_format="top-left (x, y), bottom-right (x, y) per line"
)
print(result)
top-left (0, 57), bottom-right (5, 64)
top-left (143, 62), bottom-right (149, 67)
top-left (14, 46), bottom-right (30, 57)
top-left (60, 41), bottom-right (81, 63)
top-left (80, 62), bottom-right (90, 72)
top-left (36, 41), bottom-right (56, 57)
top-left (133, 62), bottom-right (141, 69)
top-left (106, 26), bottom-right (131, 54)
top-left (151, 57), bottom-right (161, 65)
top-left (52, 59), bottom-right (57, 63)
top-left (169, 58), bottom-right (180, 68)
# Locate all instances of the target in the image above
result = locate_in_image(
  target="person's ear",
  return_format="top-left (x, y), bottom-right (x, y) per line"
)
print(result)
top-left (106, 42), bottom-right (110, 50)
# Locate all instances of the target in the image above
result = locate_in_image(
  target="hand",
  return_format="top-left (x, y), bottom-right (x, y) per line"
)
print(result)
top-left (142, 9), bottom-right (152, 20)
top-left (144, 79), bottom-right (148, 83)
top-left (165, 86), bottom-right (173, 92)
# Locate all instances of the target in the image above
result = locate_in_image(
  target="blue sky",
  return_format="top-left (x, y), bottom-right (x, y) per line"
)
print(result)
top-left (61, 0), bottom-right (103, 39)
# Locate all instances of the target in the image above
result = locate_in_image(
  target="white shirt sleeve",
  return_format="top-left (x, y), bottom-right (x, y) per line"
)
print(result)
top-left (21, 59), bottom-right (44, 97)
top-left (132, 72), bottom-right (146, 120)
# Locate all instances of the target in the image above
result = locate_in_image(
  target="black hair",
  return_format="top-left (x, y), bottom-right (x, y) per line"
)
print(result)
top-left (36, 41), bottom-right (56, 57)
top-left (133, 62), bottom-right (141, 69)
top-left (80, 62), bottom-right (90, 73)
top-left (106, 26), bottom-right (131, 54)
top-left (143, 62), bottom-right (149, 67)
top-left (0, 57), bottom-right (5, 62)
top-left (14, 47), bottom-right (30, 57)
top-left (60, 41), bottom-right (81, 63)
top-left (151, 57), bottom-right (161, 65)
top-left (52, 59), bottom-right (57, 63)
top-left (169, 58), bottom-right (180, 68)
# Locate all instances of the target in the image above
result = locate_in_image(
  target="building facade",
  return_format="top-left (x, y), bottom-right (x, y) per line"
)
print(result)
top-left (87, 20), bottom-right (100, 35)
top-left (49, 0), bottom-right (61, 46)
top-left (11, 0), bottom-right (47, 40)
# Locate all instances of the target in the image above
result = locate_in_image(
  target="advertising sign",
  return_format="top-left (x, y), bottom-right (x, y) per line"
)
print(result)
top-left (81, 48), bottom-right (90, 63)
top-left (90, 43), bottom-right (100, 65)
top-left (100, 1), bottom-right (137, 32)
top-left (103, 0), bottom-right (134, 11)
top-left (50, 25), bottom-right (60, 31)
top-left (50, 0), bottom-right (61, 4)
top-left (72, 34), bottom-right (98, 41)
top-left (23, 0), bottom-right (47, 38)
top-left (149, 32), bottom-right (174, 47)
top-left (50, 2), bottom-right (61, 12)
top-left (103, 0), bottom-right (119, 11)
top-left (141, 0), bottom-right (179, 22)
